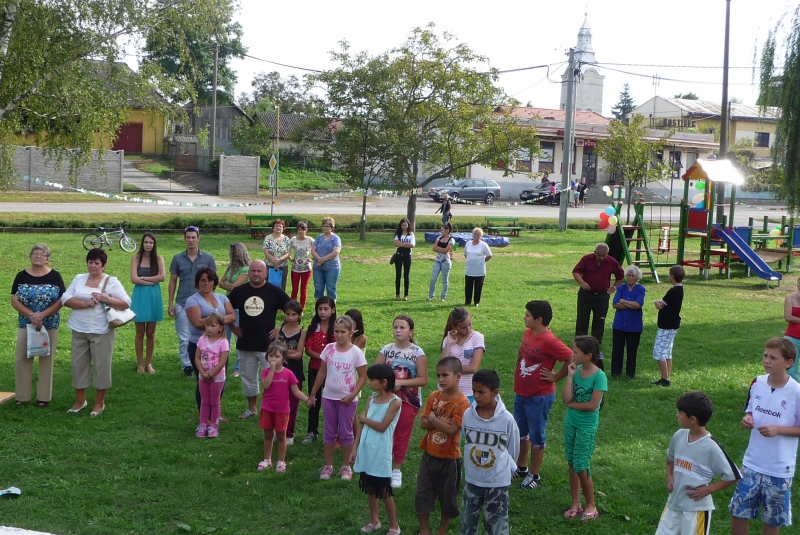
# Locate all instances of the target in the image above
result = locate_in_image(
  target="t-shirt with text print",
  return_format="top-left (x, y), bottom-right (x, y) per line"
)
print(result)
top-left (261, 367), bottom-right (299, 413)
top-left (563, 365), bottom-right (607, 431)
top-left (380, 342), bottom-right (426, 409)
top-left (320, 343), bottom-right (367, 401)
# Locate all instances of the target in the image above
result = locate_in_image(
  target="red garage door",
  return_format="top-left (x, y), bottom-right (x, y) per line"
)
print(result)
top-left (112, 123), bottom-right (143, 153)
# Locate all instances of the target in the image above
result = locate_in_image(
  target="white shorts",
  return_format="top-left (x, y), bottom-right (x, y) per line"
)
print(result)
top-left (655, 506), bottom-right (711, 535)
top-left (653, 328), bottom-right (679, 361)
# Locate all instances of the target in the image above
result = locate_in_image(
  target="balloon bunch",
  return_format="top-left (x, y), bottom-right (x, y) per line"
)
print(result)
top-left (690, 180), bottom-right (706, 209)
top-left (602, 185), bottom-right (613, 197)
top-left (769, 226), bottom-right (784, 247)
top-left (599, 206), bottom-right (619, 235)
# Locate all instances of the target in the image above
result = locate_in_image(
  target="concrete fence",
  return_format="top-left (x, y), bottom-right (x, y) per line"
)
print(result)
top-left (11, 146), bottom-right (123, 193)
top-left (218, 155), bottom-right (260, 196)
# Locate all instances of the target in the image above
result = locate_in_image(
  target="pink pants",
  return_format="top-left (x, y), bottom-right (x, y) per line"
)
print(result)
top-left (291, 270), bottom-right (312, 310)
top-left (199, 379), bottom-right (224, 426)
top-left (393, 402), bottom-right (419, 465)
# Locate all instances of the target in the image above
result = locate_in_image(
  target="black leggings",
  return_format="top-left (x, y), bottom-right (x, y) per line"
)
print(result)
top-left (465, 275), bottom-right (485, 305)
top-left (307, 366), bottom-right (323, 434)
top-left (395, 251), bottom-right (411, 297)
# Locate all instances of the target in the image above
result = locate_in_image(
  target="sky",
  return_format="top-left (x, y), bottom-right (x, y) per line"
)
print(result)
top-left (228, 0), bottom-right (798, 118)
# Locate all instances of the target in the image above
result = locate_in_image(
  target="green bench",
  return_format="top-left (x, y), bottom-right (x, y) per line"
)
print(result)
top-left (246, 214), bottom-right (297, 239)
top-left (485, 217), bottom-right (522, 237)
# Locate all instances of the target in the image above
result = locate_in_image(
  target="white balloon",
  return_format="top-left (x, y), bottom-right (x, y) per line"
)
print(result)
top-left (691, 193), bottom-right (704, 205)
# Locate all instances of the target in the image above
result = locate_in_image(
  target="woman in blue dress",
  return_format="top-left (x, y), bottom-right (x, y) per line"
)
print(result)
top-left (129, 232), bottom-right (165, 374)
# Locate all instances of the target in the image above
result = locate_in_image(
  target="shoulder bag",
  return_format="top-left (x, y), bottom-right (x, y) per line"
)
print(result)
top-left (102, 276), bottom-right (136, 328)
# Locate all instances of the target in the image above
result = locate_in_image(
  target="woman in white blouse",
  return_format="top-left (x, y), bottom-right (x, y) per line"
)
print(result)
top-left (463, 227), bottom-right (492, 308)
top-left (393, 218), bottom-right (416, 301)
top-left (62, 249), bottom-right (131, 417)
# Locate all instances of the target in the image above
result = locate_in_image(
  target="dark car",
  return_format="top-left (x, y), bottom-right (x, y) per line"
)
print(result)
top-left (520, 182), bottom-right (562, 203)
top-left (432, 179), bottom-right (502, 204)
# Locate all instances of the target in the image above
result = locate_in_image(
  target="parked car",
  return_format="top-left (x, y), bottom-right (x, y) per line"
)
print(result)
top-left (428, 180), bottom-right (456, 201)
top-left (431, 179), bottom-right (502, 204)
top-left (520, 182), bottom-right (562, 203)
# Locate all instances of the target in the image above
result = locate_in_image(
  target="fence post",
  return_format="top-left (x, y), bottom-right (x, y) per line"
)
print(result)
top-left (218, 154), bottom-right (224, 195)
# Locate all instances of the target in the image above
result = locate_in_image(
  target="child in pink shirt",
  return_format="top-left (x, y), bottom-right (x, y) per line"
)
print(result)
top-left (194, 312), bottom-right (229, 439)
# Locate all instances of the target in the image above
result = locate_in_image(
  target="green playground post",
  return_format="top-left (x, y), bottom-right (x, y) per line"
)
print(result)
top-left (703, 179), bottom-right (715, 280)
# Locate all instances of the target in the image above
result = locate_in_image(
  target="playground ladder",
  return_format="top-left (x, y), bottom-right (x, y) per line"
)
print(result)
top-left (615, 206), bottom-right (660, 284)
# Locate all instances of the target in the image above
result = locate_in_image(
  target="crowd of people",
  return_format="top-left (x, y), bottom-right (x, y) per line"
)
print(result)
top-left (10, 225), bottom-right (800, 535)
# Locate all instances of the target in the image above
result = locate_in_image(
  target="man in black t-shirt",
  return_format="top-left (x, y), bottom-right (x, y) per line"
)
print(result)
top-left (228, 260), bottom-right (290, 418)
top-left (652, 265), bottom-right (685, 387)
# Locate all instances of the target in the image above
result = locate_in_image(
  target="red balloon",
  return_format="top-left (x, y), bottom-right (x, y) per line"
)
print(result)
top-left (599, 219), bottom-right (610, 230)
top-left (599, 212), bottom-right (610, 221)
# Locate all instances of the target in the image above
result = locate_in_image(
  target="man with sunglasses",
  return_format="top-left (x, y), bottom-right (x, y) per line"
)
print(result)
top-left (168, 226), bottom-right (216, 377)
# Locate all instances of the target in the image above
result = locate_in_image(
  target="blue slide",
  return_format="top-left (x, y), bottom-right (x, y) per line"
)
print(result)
top-left (716, 228), bottom-right (782, 282)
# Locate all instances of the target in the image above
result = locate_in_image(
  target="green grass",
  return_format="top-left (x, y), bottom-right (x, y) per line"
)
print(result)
top-left (259, 167), bottom-right (349, 191)
top-left (0, 230), bottom-right (794, 534)
top-left (125, 154), bottom-right (172, 179)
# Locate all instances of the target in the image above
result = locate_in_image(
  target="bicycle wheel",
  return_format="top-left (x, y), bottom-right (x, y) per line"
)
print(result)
top-left (82, 233), bottom-right (102, 250)
top-left (119, 235), bottom-right (137, 253)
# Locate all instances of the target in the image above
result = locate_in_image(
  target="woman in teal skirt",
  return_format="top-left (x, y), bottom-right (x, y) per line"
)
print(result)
top-left (129, 232), bottom-right (165, 373)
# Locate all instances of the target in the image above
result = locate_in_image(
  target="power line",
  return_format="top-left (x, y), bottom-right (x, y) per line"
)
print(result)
top-left (241, 53), bottom-right (322, 73)
top-left (593, 63), bottom-right (755, 86)
top-left (597, 62), bottom-right (752, 69)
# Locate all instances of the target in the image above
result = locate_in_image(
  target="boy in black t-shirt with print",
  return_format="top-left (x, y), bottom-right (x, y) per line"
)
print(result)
top-left (652, 265), bottom-right (685, 387)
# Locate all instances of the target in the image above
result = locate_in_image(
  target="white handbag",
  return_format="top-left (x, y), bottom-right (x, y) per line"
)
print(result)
top-left (101, 276), bottom-right (136, 328)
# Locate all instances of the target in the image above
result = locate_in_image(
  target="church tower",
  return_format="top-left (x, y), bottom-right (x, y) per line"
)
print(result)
top-left (561, 14), bottom-right (605, 113)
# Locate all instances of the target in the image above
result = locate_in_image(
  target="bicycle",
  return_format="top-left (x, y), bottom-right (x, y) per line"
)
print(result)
top-left (82, 221), bottom-right (138, 253)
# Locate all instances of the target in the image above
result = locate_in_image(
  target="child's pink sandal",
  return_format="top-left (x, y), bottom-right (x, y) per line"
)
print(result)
top-left (257, 459), bottom-right (272, 471)
top-left (563, 508), bottom-right (584, 519)
top-left (276, 461), bottom-right (286, 473)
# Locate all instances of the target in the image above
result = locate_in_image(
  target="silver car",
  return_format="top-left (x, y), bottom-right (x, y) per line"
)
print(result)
top-left (433, 179), bottom-right (501, 204)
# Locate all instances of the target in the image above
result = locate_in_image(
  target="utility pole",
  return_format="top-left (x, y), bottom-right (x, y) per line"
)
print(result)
top-left (716, 0), bottom-right (731, 225)
top-left (275, 105), bottom-right (280, 196)
top-left (559, 48), bottom-right (576, 231)
top-left (210, 43), bottom-right (218, 163)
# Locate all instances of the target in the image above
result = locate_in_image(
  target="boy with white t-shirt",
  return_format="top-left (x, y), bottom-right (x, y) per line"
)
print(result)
top-left (729, 337), bottom-right (800, 535)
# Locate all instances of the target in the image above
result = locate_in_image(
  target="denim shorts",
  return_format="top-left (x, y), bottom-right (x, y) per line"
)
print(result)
top-left (729, 466), bottom-right (793, 527)
top-left (513, 393), bottom-right (556, 448)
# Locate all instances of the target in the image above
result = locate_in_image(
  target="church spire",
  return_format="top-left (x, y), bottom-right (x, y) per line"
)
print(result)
top-left (575, 12), bottom-right (597, 64)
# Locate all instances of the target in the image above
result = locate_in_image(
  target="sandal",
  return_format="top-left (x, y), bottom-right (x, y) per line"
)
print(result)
top-left (360, 522), bottom-right (381, 533)
top-left (36, 400), bottom-right (48, 408)
top-left (146, 365), bottom-right (156, 374)
top-left (387, 528), bottom-right (401, 535)
top-left (563, 508), bottom-right (584, 519)
top-left (582, 511), bottom-right (600, 522)
top-left (136, 365), bottom-right (145, 373)
top-left (257, 459), bottom-right (272, 471)
top-left (276, 461), bottom-right (286, 473)
top-left (238, 410), bottom-right (255, 419)
top-left (14, 401), bottom-right (26, 406)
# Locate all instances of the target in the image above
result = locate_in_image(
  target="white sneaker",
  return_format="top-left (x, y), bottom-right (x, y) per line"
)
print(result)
top-left (391, 469), bottom-right (402, 488)
top-left (286, 437), bottom-right (294, 446)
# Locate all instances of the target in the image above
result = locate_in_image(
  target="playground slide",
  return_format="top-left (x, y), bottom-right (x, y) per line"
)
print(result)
top-left (716, 228), bottom-right (783, 281)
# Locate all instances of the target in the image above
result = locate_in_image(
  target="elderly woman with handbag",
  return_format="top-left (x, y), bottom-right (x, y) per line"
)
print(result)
top-left (11, 243), bottom-right (66, 408)
top-left (62, 248), bottom-right (131, 417)
top-left (263, 218), bottom-right (291, 290)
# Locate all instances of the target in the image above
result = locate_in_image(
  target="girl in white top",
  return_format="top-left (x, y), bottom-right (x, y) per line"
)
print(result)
top-left (393, 218), bottom-right (415, 301)
top-left (463, 227), bottom-right (492, 307)
top-left (441, 307), bottom-right (485, 401)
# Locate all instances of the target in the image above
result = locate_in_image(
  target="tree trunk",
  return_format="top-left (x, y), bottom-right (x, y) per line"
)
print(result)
top-left (407, 193), bottom-right (417, 232)
top-left (0, 1), bottom-right (18, 88)
top-left (359, 192), bottom-right (367, 240)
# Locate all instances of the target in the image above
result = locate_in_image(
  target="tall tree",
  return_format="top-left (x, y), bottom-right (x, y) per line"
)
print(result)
top-left (673, 92), bottom-right (699, 100)
top-left (241, 72), bottom-right (315, 115)
top-left (610, 83), bottom-right (635, 124)
top-left (758, 5), bottom-right (800, 214)
top-left (307, 25), bottom-right (540, 228)
top-left (142, 0), bottom-right (245, 105)
top-left (595, 115), bottom-right (672, 223)
top-left (0, 0), bottom-right (235, 188)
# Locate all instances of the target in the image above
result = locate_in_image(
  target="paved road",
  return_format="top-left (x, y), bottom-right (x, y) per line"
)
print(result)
top-left (0, 194), bottom-right (788, 224)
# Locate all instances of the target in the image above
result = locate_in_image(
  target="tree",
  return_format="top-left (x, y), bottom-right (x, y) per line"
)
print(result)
top-left (231, 116), bottom-right (272, 161)
top-left (142, 0), bottom-right (246, 105)
top-left (0, 0), bottom-right (236, 189)
top-left (673, 92), bottom-right (699, 100)
top-left (307, 25), bottom-right (540, 229)
top-left (595, 115), bottom-right (672, 223)
top-left (610, 83), bottom-right (635, 125)
top-left (758, 6), bottom-right (800, 214)
top-left (240, 72), bottom-right (315, 115)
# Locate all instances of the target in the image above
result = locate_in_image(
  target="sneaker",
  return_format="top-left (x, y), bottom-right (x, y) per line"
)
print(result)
top-left (339, 466), bottom-right (353, 481)
top-left (301, 432), bottom-right (318, 445)
top-left (475, 303), bottom-right (480, 308)
top-left (183, 367), bottom-right (194, 378)
top-left (520, 473), bottom-right (541, 490)
top-left (513, 467), bottom-right (530, 480)
top-left (195, 424), bottom-right (207, 438)
top-left (207, 425), bottom-right (219, 438)
top-left (390, 469), bottom-right (402, 488)
top-left (286, 437), bottom-right (294, 446)
top-left (276, 461), bottom-right (286, 473)
top-left (319, 465), bottom-right (334, 480)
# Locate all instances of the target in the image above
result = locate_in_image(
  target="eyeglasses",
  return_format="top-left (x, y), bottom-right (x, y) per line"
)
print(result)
top-left (322, 225), bottom-right (332, 229)
top-left (31, 252), bottom-right (49, 258)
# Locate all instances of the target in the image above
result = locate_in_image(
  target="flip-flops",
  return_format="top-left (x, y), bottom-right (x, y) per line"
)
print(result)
top-left (238, 410), bottom-right (255, 419)
top-left (582, 511), bottom-right (600, 522)
top-left (563, 508), bottom-right (584, 519)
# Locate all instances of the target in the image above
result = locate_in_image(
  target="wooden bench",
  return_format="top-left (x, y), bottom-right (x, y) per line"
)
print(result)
top-left (485, 217), bottom-right (522, 237)
top-left (246, 214), bottom-right (297, 239)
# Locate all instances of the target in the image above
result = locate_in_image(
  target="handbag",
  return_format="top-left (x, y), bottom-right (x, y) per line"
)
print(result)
top-left (389, 252), bottom-right (397, 265)
top-left (26, 324), bottom-right (50, 357)
top-left (268, 268), bottom-right (283, 286)
top-left (101, 276), bottom-right (136, 328)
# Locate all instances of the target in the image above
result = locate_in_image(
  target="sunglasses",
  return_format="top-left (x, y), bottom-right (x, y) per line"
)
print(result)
top-left (185, 226), bottom-right (199, 232)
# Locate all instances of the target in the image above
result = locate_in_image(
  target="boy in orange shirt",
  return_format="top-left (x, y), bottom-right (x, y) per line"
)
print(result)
top-left (416, 357), bottom-right (471, 535)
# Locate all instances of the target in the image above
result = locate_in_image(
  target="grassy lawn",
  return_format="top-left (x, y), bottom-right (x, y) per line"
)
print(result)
top-left (125, 154), bottom-right (172, 179)
top-left (0, 230), bottom-right (793, 534)
top-left (259, 167), bottom-right (349, 191)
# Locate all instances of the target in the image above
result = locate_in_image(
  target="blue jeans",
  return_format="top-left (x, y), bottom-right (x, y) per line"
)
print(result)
top-left (174, 303), bottom-right (192, 369)
top-left (429, 260), bottom-right (452, 299)
top-left (226, 310), bottom-right (240, 372)
top-left (313, 268), bottom-right (340, 300)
